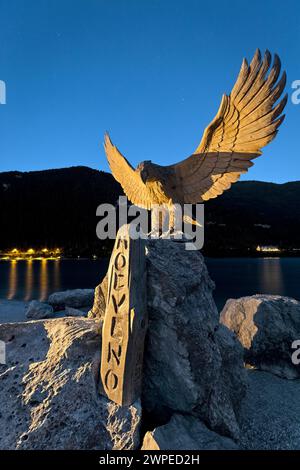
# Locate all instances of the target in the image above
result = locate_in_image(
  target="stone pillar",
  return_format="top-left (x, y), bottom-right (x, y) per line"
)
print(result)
top-left (100, 224), bottom-right (147, 406)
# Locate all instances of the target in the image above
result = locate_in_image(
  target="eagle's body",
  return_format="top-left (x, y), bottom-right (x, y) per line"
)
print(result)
top-left (137, 162), bottom-right (178, 204)
top-left (103, 50), bottom-right (287, 227)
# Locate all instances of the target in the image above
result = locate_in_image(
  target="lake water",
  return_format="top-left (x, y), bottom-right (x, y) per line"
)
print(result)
top-left (0, 257), bottom-right (299, 311)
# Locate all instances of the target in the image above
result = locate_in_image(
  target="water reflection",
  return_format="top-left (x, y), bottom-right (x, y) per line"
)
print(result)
top-left (24, 260), bottom-right (33, 301)
top-left (7, 260), bottom-right (18, 300)
top-left (39, 259), bottom-right (48, 302)
top-left (259, 258), bottom-right (284, 295)
top-left (5, 259), bottom-right (62, 302)
top-left (1, 257), bottom-right (300, 309)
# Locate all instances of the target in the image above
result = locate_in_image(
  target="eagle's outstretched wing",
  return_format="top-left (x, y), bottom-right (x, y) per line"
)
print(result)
top-left (170, 49), bottom-right (287, 202)
top-left (104, 134), bottom-right (152, 209)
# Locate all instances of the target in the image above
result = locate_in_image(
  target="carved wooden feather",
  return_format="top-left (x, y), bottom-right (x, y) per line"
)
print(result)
top-left (104, 50), bottom-right (287, 207)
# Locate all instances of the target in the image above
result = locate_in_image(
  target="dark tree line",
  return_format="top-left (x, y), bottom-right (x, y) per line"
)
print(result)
top-left (0, 166), bottom-right (299, 257)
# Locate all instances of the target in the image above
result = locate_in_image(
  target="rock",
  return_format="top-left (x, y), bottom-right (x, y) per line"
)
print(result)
top-left (102, 397), bottom-right (142, 450)
top-left (48, 289), bottom-right (94, 310)
top-left (238, 370), bottom-right (300, 449)
top-left (213, 325), bottom-right (247, 425)
top-left (0, 318), bottom-right (141, 450)
top-left (25, 300), bottom-right (54, 320)
top-left (88, 274), bottom-right (108, 321)
top-left (220, 295), bottom-right (300, 379)
top-left (52, 310), bottom-right (70, 319)
top-left (142, 414), bottom-right (238, 450)
top-left (65, 306), bottom-right (87, 317)
top-left (142, 238), bottom-right (247, 439)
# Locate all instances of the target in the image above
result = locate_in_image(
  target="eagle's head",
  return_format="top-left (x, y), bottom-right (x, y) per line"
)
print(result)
top-left (137, 160), bottom-right (156, 183)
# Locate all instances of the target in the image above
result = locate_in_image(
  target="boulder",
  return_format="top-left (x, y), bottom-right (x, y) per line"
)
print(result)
top-left (142, 414), bottom-right (238, 450)
top-left (142, 238), bottom-right (247, 439)
top-left (88, 274), bottom-right (108, 321)
top-left (48, 289), bottom-right (94, 310)
top-left (213, 325), bottom-right (247, 423)
top-left (0, 318), bottom-right (141, 450)
top-left (103, 398), bottom-right (142, 450)
top-left (65, 306), bottom-right (87, 317)
top-left (25, 300), bottom-right (54, 320)
top-left (220, 295), bottom-right (300, 379)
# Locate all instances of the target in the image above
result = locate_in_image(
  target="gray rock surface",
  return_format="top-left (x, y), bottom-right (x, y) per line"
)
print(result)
top-left (88, 274), bottom-right (108, 321)
top-left (239, 370), bottom-right (300, 449)
top-left (103, 397), bottom-right (142, 450)
top-left (0, 318), bottom-right (141, 450)
top-left (142, 414), bottom-right (238, 450)
top-left (142, 239), bottom-right (247, 439)
top-left (48, 289), bottom-right (94, 310)
top-left (220, 295), bottom-right (300, 379)
top-left (65, 306), bottom-right (87, 317)
top-left (25, 300), bottom-right (54, 320)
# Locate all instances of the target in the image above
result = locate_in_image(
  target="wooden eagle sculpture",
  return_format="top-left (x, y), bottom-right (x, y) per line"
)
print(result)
top-left (103, 49), bottom-right (287, 228)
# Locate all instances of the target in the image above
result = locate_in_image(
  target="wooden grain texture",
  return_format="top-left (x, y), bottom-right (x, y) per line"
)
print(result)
top-left (100, 224), bottom-right (147, 406)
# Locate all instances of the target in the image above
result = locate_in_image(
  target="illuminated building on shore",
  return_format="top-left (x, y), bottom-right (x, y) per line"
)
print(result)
top-left (256, 245), bottom-right (281, 253)
top-left (0, 248), bottom-right (62, 260)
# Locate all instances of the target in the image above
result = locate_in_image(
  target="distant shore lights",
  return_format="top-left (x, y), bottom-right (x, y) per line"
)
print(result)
top-left (0, 248), bottom-right (62, 260)
top-left (256, 245), bottom-right (281, 253)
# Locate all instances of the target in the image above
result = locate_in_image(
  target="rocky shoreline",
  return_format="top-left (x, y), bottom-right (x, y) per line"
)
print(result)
top-left (0, 239), bottom-right (300, 450)
top-left (0, 289), bottom-right (95, 324)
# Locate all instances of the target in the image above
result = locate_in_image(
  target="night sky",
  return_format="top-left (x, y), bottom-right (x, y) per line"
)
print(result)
top-left (0, 0), bottom-right (299, 182)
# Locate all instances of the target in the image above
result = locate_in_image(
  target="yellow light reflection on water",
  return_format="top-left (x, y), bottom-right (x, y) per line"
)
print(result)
top-left (4, 258), bottom-right (63, 302)
top-left (259, 258), bottom-right (284, 294)
top-left (39, 259), bottom-right (48, 302)
top-left (7, 260), bottom-right (18, 300)
top-left (24, 259), bottom-right (33, 301)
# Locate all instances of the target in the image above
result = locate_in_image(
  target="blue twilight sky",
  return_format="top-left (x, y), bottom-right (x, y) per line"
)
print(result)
top-left (0, 0), bottom-right (299, 182)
